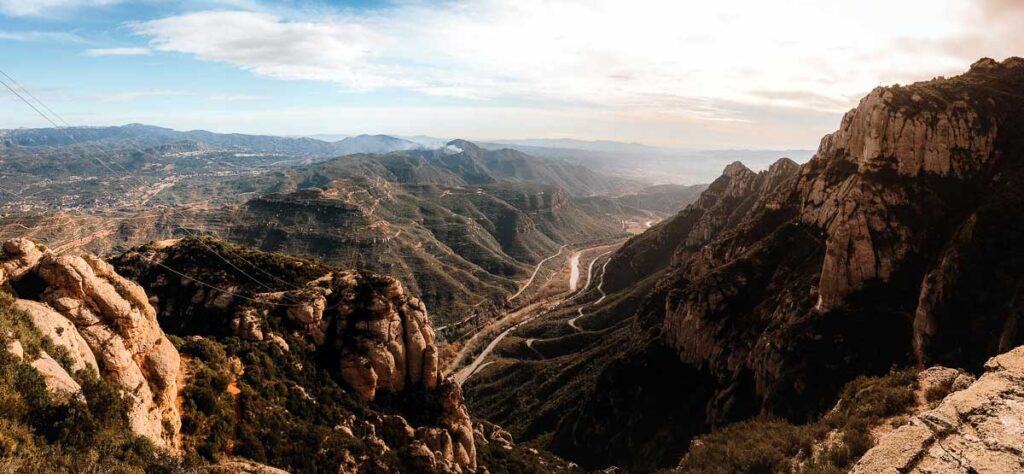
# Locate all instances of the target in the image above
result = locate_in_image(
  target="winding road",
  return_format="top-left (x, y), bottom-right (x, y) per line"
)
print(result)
top-left (452, 240), bottom-right (624, 385)
top-left (452, 301), bottom-right (544, 384)
top-left (508, 245), bottom-right (567, 301)
top-left (567, 253), bottom-right (613, 332)
top-left (568, 251), bottom-right (582, 291)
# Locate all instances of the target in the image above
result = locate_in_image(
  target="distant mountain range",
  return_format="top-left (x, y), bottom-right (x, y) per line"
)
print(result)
top-left (310, 133), bottom-right (816, 184)
top-left (1, 124), bottom-right (421, 157)
top-left (1, 124), bottom-right (811, 185)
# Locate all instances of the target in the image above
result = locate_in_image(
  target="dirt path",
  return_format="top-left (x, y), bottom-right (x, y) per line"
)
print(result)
top-left (525, 338), bottom-right (544, 357)
top-left (508, 245), bottom-right (567, 301)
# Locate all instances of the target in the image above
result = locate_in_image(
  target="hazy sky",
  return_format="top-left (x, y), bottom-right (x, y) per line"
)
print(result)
top-left (1, 0), bottom-right (1021, 149)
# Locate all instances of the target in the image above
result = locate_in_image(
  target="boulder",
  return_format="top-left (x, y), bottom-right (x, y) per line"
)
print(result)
top-left (30, 351), bottom-right (81, 400)
top-left (13, 299), bottom-right (98, 373)
top-left (0, 238), bottom-right (43, 280)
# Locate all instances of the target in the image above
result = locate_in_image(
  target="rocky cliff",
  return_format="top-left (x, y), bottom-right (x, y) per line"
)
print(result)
top-left (0, 238), bottom-right (181, 449)
top-left (464, 57), bottom-right (1024, 471)
top-left (0, 236), bottom-right (512, 470)
top-left (602, 157), bottom-right (799, 295)
top-left (853, 346), bottom-right (1024, 473)
top-left (654, 55), bottom-right (1024, 439)
top-left (111, 237), bottom-right (479, 471)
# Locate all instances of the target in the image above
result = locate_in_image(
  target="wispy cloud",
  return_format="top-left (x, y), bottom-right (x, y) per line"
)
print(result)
top-left (83, 47), bottom-right (152, 57)
top-left (0, 0), bottom-right (122, 17)
top-left (81, 89), bottom-right (193, 101)
top-left (0, 29), bottom-right (86, 43)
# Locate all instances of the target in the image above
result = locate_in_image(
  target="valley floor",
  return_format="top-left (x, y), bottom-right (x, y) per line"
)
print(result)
top-left (448, 238), bottom-right (626, 384)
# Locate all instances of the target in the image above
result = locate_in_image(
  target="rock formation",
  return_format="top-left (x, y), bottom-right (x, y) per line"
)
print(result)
top-left (853, 346), bottom-right (1024, 473)
top-left (268, 270), bottom-right (478, 471)
top-left (0, 238), bottom-right (181, 450)
top-left (601, 157), bottom-right (800, 295)
top-left (114, 237), bottom-right (477, 471)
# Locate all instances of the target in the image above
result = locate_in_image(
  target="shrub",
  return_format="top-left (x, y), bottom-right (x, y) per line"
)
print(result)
top-left (678, 368), bottom-right (920, 473)
top-left (0, 294), bottom-right (185, 471)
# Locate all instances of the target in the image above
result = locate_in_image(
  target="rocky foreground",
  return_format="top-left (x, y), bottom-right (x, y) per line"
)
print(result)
top-left (1, 236), bottom-right (570, 472)
top-left (853, 347), bottom-right (1024, 473)
top-left (0, 238), bottom-right (181, 450)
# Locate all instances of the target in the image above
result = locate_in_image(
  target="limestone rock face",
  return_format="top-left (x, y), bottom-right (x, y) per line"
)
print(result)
top-left (0, 239), bottom-right (181, 450)
top-left (29, 351), bottom-right (82, 400)
top-left (250, 270), bottom-right (443, 402)
top-left (797, 61), bottom-right (1006, 312)
top-left (853, 346), bottom-right (1024, 473)
top-left (113, 237), bottom-right (475, 471)
top-left (276, 271), bottom-right (475, 470)
top-left (13, 299), bottom-right (99, 373)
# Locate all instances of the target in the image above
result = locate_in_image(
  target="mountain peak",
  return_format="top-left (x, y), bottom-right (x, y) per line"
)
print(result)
top-left (768, 157), bottom-right (799, 172)
top-left (970, 57), bottom-right (1001, 71)
top-left (968, 56), bottom-right (1024, 73)
top-left (722, 161), bottom-right (752, 177)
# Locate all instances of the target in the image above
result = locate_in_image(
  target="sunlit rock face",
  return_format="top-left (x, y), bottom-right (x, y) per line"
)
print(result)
top-left (853, 346), bottom-right (1024, 473)
top-left (0, 238), bottom-right (181, 450)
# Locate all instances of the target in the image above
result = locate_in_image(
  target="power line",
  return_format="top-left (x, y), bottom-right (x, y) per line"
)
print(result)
top-left (0, 69), bottom-right (73, 128)
top-left (0, 68), bottom-right (319, 308)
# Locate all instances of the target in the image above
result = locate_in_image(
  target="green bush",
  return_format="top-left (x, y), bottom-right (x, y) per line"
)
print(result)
top-left (0, 294), bottom-right (185, 471)
top-left (678, 368), bottom-right (920, 473)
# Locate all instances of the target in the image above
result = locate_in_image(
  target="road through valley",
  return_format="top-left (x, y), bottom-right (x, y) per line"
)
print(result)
top-left (451, 239), bottom-right (624, 385)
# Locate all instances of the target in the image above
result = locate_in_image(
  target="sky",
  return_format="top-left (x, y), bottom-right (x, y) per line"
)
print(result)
top-left (0, 0), bottom-right (1022, 149)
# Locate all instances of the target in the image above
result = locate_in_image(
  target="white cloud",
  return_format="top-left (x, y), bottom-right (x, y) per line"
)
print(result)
top-left (83, 47), bottom-right (152, 57)
top-left (128, 0), bottom-right (1018, 122)
top-left (0, 0), bottom-right (122, 17)
top-left (131, 11), bottom-right (411, 90)
top-left (0, 29), bottom-right (85, 43)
